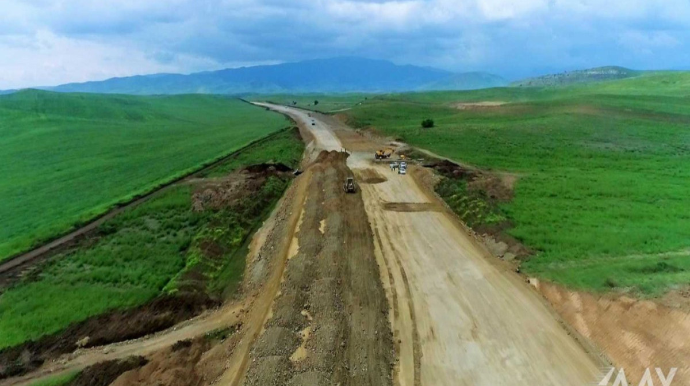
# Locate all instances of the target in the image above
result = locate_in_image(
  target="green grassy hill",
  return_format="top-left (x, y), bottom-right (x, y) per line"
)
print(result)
top-left (339, 72), bottom-right (690, 296)
top-left (0, 90), bottom-right (288, 262)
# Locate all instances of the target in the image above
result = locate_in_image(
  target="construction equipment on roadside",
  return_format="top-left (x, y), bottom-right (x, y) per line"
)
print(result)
top-left (375, 148), bottom-right (394, 160)
top-left (343, 177), bottom-right (357, 193)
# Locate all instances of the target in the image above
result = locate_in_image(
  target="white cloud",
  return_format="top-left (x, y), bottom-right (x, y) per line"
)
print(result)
top-left (0, 0), bottom-right (689, 88)
top-left (0, 30), bottom-right (216, 89)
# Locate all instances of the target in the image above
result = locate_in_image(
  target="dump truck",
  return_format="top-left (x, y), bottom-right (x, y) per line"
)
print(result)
top-left (375, 148), bottom-right (394, 160)
top-left (343, 177), bottom-right (356, 193)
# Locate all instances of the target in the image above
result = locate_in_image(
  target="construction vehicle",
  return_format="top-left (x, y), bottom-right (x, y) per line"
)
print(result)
top-left (343, 177), bottom-right (356, 193)
top-left (375, 148), bottom-right (394, 160)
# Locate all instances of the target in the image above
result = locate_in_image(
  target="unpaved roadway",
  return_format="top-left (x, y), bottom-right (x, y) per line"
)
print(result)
top-left (260, 103), bottom-right (607, 386)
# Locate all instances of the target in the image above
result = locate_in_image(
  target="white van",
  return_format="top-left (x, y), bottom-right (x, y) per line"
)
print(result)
top-left (398, 161), bottom-right (407, 175)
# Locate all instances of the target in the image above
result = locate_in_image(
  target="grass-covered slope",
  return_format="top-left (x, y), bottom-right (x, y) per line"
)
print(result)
top-left (0, 90), bottom-right (287, 262)
top-left (342, 72), bottom-right (690, 296)
top-left (0, 129), bottom-right (304, 350)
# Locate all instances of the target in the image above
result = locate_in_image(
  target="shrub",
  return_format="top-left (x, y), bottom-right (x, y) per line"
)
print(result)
top-left (421, 118), bottom-right (434, 128)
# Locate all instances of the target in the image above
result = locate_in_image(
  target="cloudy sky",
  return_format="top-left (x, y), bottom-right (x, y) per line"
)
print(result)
top-left (1, 0), bottom-right (689, 89)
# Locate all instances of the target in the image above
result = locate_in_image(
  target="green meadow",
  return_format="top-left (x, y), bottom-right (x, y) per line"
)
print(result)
top-left (339, 72), bottom-right (690, 296)
top-left (0, 90), bottom-right (288, 262)
top-left (0, 129), bottom-right (304, 349)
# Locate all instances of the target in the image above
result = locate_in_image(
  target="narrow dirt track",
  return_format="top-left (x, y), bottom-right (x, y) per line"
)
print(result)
top-left (260, 103), bottom-right (608, 386)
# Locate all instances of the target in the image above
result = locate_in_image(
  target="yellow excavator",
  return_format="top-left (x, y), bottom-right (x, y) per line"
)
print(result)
top-left (375, 148), bottom-right (394, 160)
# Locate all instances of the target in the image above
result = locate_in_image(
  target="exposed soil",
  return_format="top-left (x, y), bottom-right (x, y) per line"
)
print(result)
top-left (382, 202), bottom-right (443, 212)
top-left (191, 163), bottom-right (291, 211)
top-left (69, 356), bottom-right (148, 386)
top-left (453, 101), bottom-right (507, 110)
top-left (0, 294), bottom-right (218, 380)
top-left (108, 333), bottom-right (232, 386)
top-left (535, 280), bottom-right (690, 385)
top-left (429, 159), bottom-right (514, 201)
top-left (358, 168), bottom-right (388, 184)
top-left (243, 150), bottom-right (394, 386)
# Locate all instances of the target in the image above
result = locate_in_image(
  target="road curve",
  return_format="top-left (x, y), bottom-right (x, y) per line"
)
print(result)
top-left (260, 103), bottom-right (606, 386)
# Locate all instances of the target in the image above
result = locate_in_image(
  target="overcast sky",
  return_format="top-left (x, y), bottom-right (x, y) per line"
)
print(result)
top-left (1, 0), bottom-right (689, 89)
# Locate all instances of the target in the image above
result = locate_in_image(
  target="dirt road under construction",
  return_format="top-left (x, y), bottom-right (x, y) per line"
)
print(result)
top-left (2, 103), bottom-right (608, 386)
top-left (260, 103), bottom-right (607, 386)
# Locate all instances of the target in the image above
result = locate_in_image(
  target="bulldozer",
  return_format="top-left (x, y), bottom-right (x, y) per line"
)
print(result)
top-left (343, 177), bottom-right (356, 193)
top-left (375, 148), bottom-right (394, 160)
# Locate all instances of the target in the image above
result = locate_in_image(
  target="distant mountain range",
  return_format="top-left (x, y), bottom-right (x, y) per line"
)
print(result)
top-left (511, 66), bottom-right (640, 87)
top-left (0, 60), bottom-right (655, 96)
top-left (35, 57), bottom-right (507, 95)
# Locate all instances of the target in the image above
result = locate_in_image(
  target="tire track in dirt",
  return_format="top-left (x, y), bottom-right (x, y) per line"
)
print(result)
top-left (366, 187), bottom-right (420, 386)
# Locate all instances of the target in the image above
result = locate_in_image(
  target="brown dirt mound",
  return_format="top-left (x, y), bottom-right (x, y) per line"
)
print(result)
top-left (359, 169), bottom-right (388, 184)
top-left (69, 356), bottom-right (148, 386)
top-left (0, 294), bottom-right (218, 379)
top-left (192, 164), bottom-right (290, 212)
top-left (244, 162), bottom-right (293, 174)
top-left (429, 160), bottom-right (513, 201)
top-left (111, 336), bottom-right (213, 386)
top-left (536, 280), bottom-right (690, 385)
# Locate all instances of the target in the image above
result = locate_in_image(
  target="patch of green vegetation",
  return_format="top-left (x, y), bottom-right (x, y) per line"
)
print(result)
top-left (344, 72), bottom-right (690, 296)
top-left (204, 326), bottom-right (237, 342)
top-left (26, 371), bottom-right (79, 386)
top-left (0, 90), bottom-right (288, 262)
top-left (167, 175), bottom-right (290, 295)
top-left (435, 178), bottom-right (506, 228)
top-left (0, 130), bottom-right (304, 350)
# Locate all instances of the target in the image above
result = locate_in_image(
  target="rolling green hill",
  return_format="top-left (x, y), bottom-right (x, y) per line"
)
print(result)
top-left (337, 71), bottom-right (690, 296)
top-left (0, 90), bottom-right (288, 262)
